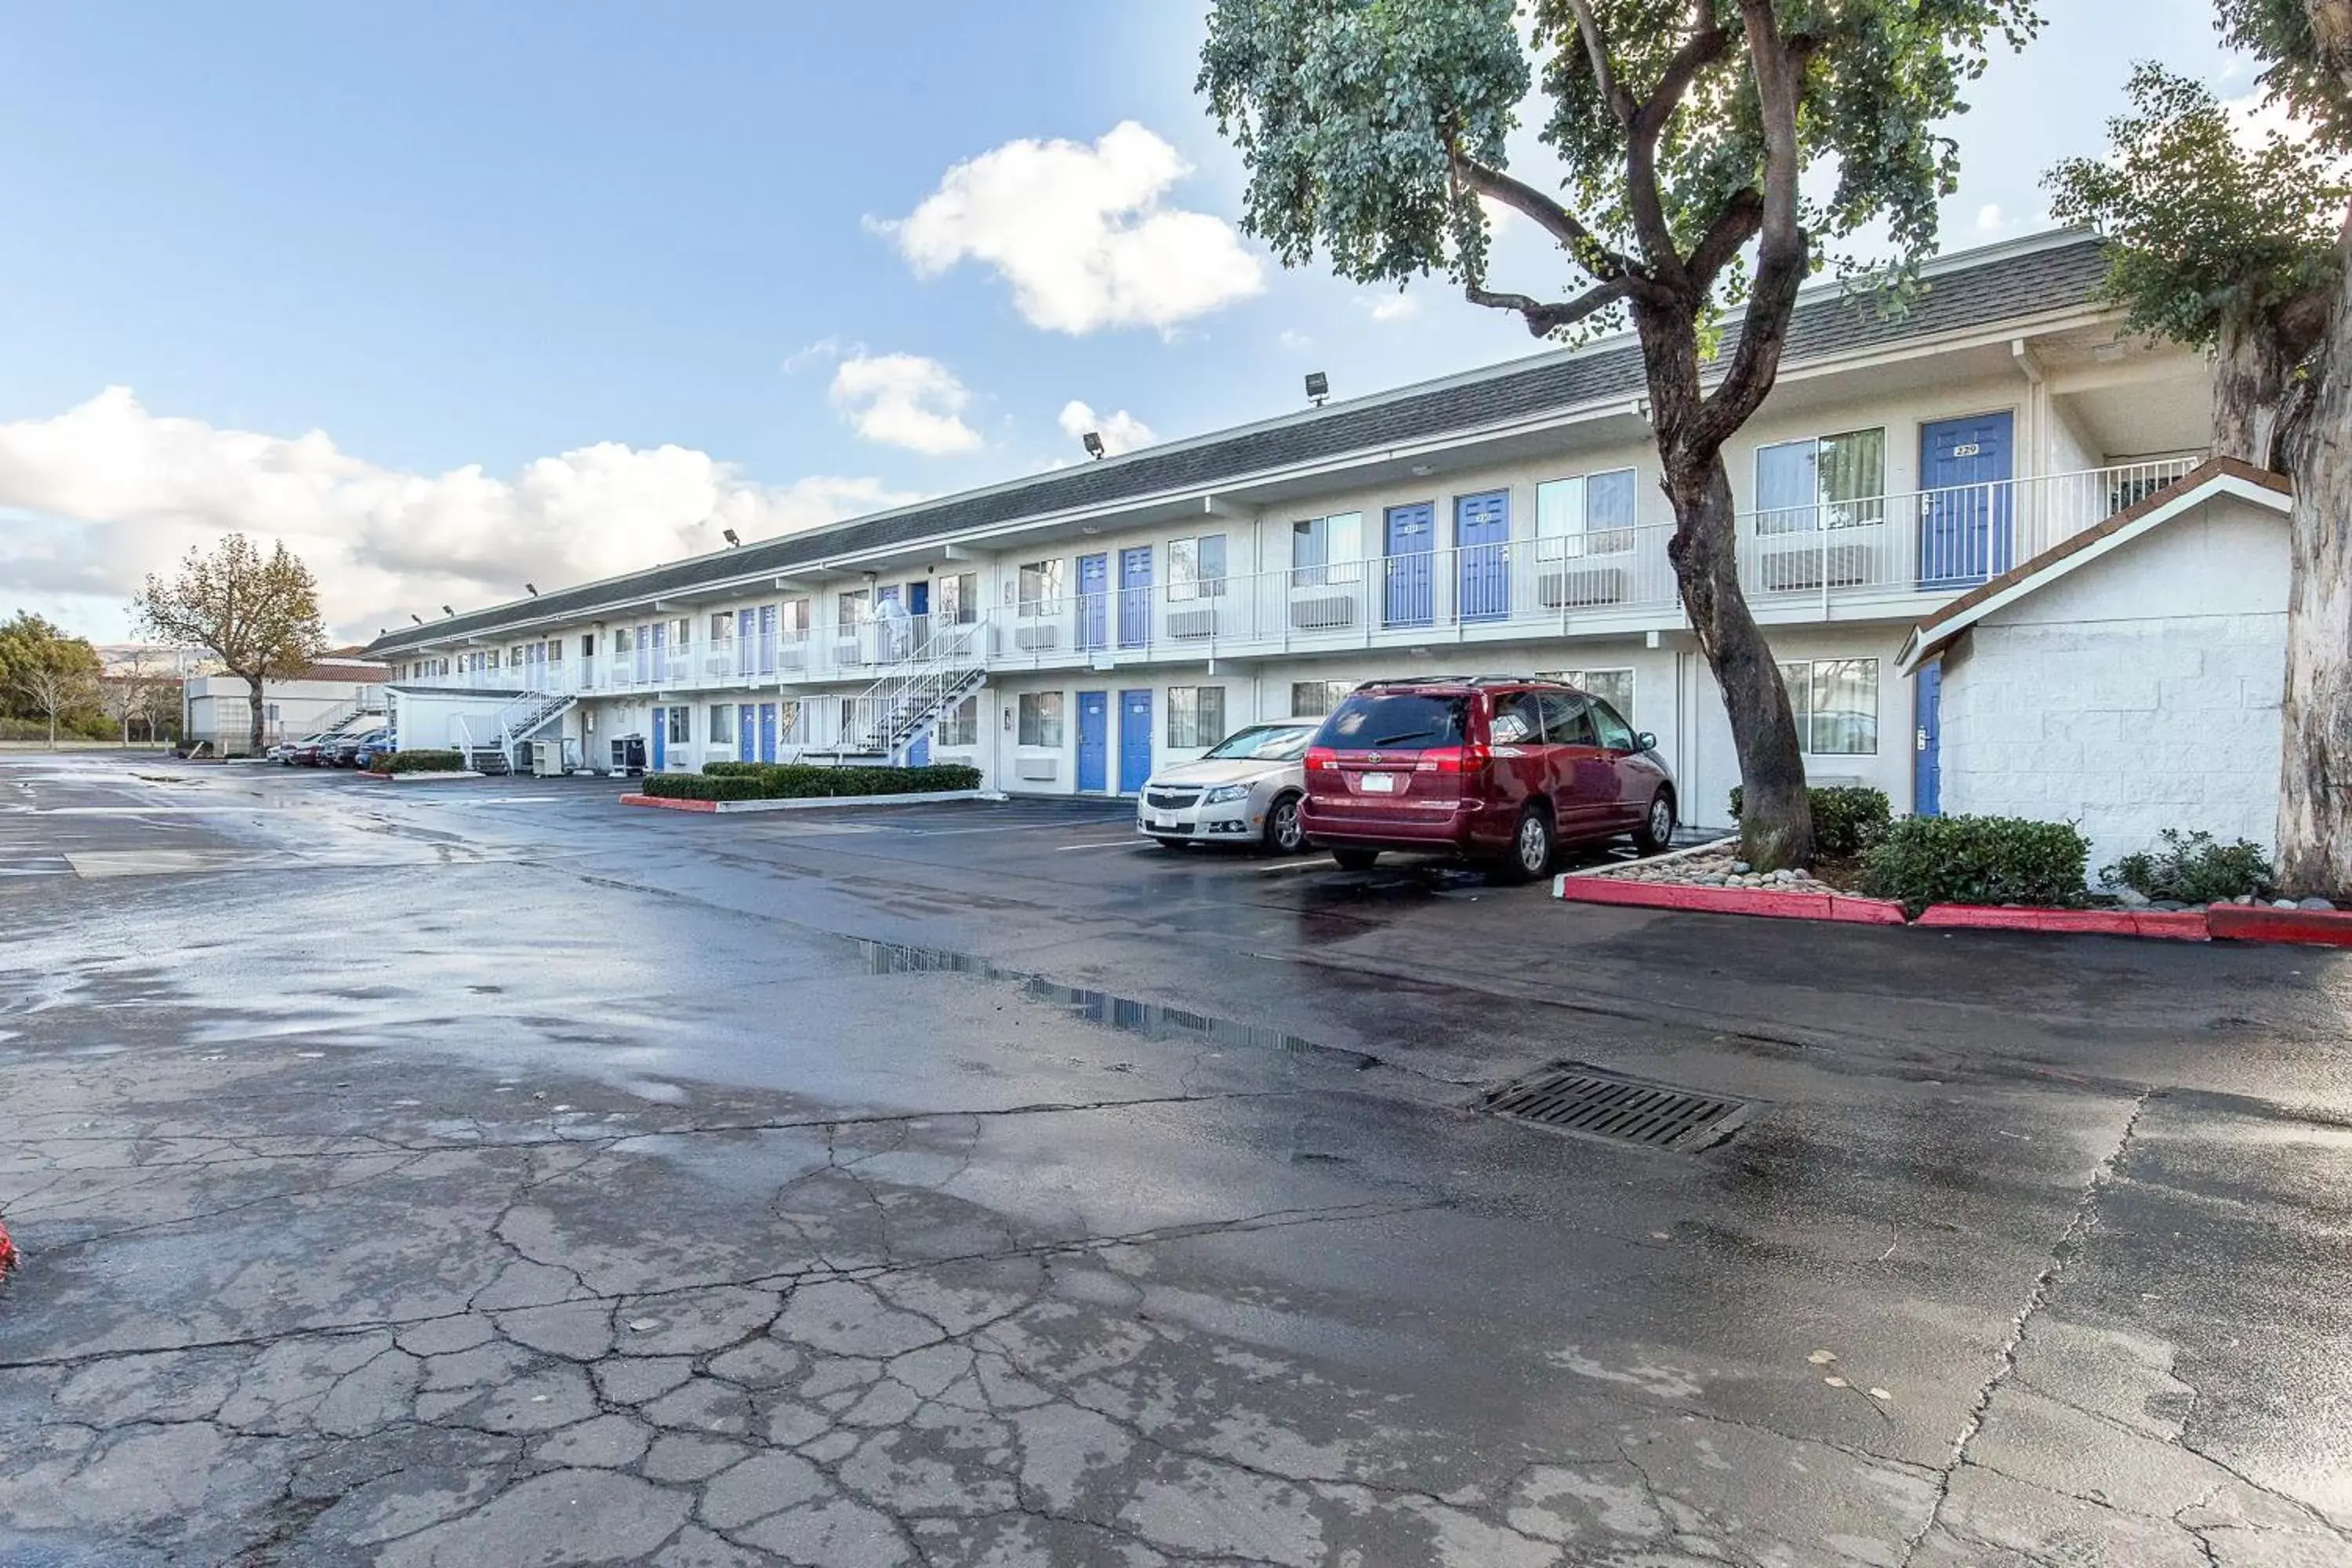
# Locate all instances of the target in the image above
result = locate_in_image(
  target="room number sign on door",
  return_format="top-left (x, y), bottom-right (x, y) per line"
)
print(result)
top-left (1951, 442), bottom-right (1983, 457)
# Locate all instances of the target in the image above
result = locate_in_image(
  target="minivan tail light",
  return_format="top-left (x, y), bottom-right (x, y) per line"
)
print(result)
top-left (1415, 743), bottom-right (1487, 775)
top-left (1306, 746), bottom-right (1340, 772)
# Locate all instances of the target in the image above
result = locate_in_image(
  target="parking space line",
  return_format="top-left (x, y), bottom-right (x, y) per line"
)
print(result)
top-left (1054, 838), bottom-right (1147, 852)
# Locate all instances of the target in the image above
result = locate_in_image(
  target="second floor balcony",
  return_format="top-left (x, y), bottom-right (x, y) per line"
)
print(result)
top-left (393, 458), bottom-right (2200, 698)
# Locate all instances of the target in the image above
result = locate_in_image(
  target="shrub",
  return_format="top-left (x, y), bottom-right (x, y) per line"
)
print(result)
top-left (1726, 784), bottom-right (1893, 858)
top-left (641, 772), bottom-right (764, 800)
top-left (2100, 829), bottom-right (2274, 904)
top-left (1859, 815), bottom-right (2091, 913)
top-left (377, 749), bottom-right (466, 775)
top-left (650, 762), bottom-right (982, 802)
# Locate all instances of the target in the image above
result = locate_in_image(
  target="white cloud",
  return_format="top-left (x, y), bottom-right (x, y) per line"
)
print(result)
top-left (1356, 290), bottom-right (1421, 323)
top-left (827, 353), bottom-right (982, 456)
top-left (1277, 328), bottom-right (1315, 351)
top-left (0, 387), bottom-right (913, 641)
top-left (877, 121), bottom-right (1265, 334)
top-left (1975, 204), bottom-right (2013, 234)
top-left (1056, 399), bottom-right (1156, 456)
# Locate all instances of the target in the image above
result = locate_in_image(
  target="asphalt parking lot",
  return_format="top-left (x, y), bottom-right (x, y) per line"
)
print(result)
top-left (3, 753), bottom-right (2350, 1566)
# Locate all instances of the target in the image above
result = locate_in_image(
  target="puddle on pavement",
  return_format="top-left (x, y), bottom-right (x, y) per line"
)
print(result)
top-left (850, 938), bottom-right (1381, 1072)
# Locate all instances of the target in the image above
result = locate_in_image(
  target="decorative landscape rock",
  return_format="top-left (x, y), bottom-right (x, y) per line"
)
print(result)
top-left (1585, 842), bottom-right (1860, 897)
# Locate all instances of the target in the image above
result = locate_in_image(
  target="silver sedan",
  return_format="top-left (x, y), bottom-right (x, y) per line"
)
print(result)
top-left (1135, 722), bottom-right (1319, 855)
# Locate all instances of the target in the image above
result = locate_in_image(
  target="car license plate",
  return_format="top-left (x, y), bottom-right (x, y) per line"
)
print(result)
top-left (1151, 813), bottom-right (1181, 829)
top-left (1359, 773), bottom-right (1396, 793)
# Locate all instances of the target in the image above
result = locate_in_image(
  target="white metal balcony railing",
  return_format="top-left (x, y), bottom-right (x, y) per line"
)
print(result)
top-left (394, 460), bottom-right (2201, 695)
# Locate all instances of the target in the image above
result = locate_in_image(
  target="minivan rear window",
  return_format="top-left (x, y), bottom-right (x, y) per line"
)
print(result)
top-left (1319, 692), bottom-right (1468, 751)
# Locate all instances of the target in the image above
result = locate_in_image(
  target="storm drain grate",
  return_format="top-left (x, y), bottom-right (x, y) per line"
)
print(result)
top-left (1480, 1064), bottom-right (1754, 1151)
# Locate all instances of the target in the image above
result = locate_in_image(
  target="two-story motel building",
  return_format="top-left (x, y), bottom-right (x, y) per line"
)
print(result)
top-left (362, 230), bottom-right (2209, 829)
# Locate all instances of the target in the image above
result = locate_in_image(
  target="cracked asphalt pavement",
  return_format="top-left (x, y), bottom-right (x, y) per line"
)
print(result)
top-left (2, 753), bottom-right (2348, 1566)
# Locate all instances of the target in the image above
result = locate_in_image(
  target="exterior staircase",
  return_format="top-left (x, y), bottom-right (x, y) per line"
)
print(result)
top-left (456, 687), bottom-right (577, 775)
top-left (313, 689), bottom-right (389, 740)
top-left (830, 619), bottom-right (989, 764)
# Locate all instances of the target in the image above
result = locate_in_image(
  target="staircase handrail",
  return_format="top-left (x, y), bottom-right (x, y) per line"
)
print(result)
top-left (836, 616), bottom-right (989, 760)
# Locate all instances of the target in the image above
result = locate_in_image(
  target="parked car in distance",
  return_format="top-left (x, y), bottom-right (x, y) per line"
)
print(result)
top-left (286, 735), bottom-right (333, 767)
top-left (329, 728), bottom-right (390, 768)
top-left (270, 733), bottom-right (329, 765)
top-left (1136, 722), bottom-right (1319, 854)
top-left (350, 738), bottom-right (396, 771)
top-left (1300, 677), bottom-right (1676, 882)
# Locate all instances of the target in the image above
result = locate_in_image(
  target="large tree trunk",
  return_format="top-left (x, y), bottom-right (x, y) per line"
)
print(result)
top-left (1661, 452), bottom-right (1816, 869)
top-left (2277, 270), bottom-right (2352, 898)
top-left (2212, 310), bottom-right (2299, 466)
top-left (245, 672), bottom-right (267, 759)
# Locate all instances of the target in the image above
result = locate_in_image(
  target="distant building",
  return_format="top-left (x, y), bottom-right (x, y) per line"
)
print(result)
top-left (181, 657), bottom-right (388, 752)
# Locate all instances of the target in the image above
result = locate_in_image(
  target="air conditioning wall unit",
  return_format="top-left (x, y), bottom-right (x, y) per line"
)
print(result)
top-left (1014, 624), bottom-right (1062, 652)
top-left (1537, 565), bottom-right (1630, 608)
top-left (1016, 757), bottom-right (1058, 781)
top-left (1290, 595), bottom-right (1355, 631)
top-left (1167, 607), bottom-right (1217, 640)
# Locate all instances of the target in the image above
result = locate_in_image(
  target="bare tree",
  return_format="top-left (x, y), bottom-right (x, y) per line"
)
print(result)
top-left (133, 535), bottom-right (328, 758)
top-left (101, 651), bottom-right (176, 746)
top-left (11, 663), bottom-right (99, 749)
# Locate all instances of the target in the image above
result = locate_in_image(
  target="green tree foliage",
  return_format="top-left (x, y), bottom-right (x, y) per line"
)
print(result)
top-left (1199, 0), bottom-right (2037, 867)
top-left (134, 535), bottom-right (329, 758)
top-left (2046, 64), bottom-right (2345, 463)
top-left (2060, 2), bottom-right (2352, 896)
top-left (0, 612), bottom-right (104, 743)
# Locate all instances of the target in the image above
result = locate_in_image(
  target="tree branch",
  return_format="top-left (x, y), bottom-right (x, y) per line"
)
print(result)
top-left (1686, 0), bottom-right (1810, 453)
top-left (1627, 4), bottom-right (1733, 276)
top-left (1564, 0), bottom-right (1636, 124)
top-left (1465, 278), bottom-right (1635, 336)
top-left (1686, 188), bottom-right (1765, 291)
top-left (1450, 154), bottom-right (1639, 284)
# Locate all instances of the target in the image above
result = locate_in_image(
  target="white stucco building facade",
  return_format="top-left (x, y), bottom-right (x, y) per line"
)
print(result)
top-left (360, 230), bottom-right (2220, 831)
top-left (1900, 463), bottom-right (2295, 874)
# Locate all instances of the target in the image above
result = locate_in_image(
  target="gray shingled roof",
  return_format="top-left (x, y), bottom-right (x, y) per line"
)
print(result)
top-left (367, 233), bottom-right (2111, 657)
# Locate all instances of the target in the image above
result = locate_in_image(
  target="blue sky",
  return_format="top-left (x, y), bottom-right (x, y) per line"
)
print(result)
top-left (0, 1), bottom-right (2243, 641)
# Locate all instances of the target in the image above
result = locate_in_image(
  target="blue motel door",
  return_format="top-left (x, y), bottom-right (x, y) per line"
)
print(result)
top-left (1076, 691), bottom-right (1109, 792)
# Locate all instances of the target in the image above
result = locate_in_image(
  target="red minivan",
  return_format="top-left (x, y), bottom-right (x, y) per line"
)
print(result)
top-left (1299, 677), bottom-right (1677, 880)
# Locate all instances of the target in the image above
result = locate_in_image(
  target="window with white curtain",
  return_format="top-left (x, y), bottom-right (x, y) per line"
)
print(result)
top-left (1166, 687), bottom-right (1226, 748)
top-left (1780, 659), bottom-right (1878, 754)
top-left (1290, 513), bottom-right (1363, 586)
top-left (1168, 535), bottom-right (1229, 601)
top-left (1537, 668), bottom-right (1635, 723)
top-left (1535, 468), bottom-right (1640, 557)
top-left (1756, 430), bottom-right (1887, 535)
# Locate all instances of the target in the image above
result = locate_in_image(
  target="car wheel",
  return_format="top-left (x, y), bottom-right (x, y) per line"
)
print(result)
top-left (1634, 790), bottom-right (1676, 855)
top-left (1261, 793), bottom-right (1306, 855)
top-left (1494, 806), bottom-right (1554, 884)
top-left (1330, 848), bottom-right (1380, 872)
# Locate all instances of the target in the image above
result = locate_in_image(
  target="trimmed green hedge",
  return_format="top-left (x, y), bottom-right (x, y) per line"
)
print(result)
top-left (641, 763), bottom-right (982, 802)
top-left (1860, 815), bottom-right (2090, 914)
top-left (1728, 784), bottom-right (1892, 859)
top-left (375, 749), bottom-right (466, 775)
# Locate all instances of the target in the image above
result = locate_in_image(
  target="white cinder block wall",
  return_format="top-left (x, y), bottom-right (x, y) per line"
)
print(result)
top-left (1936, 496), bottom-right (2288, 877)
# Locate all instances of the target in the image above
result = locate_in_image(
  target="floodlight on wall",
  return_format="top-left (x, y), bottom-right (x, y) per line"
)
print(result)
top-left (525, 583), bottom-right (539, 597)
top-left (1081, 431), bottom-right (1106, 459)
top-left (441, 605), bottom-right (455, 616)
top-left (722, 528), bottom-right (741, 546)
top-left (1305, 372), bottom-right (1330, 405)
top-left (409, 614), bottom-right (424, 626)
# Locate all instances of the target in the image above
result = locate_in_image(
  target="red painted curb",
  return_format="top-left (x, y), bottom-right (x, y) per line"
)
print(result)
top-left (2208, 904), bottom-right (2352, 948)
top-left (1914, 905), bottom-right (2211, 941)
top-left (1555, 876), bottom-right (1908, 926)
top-left (0, 1215), bottom-right (16, 1277)
top-left (619, 793), bottom-right (717, 812)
